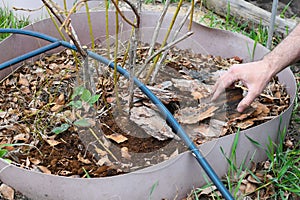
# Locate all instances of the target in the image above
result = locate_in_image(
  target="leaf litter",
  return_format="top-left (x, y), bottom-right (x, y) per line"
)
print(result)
top-left (0, 42), bottom-right (290, 179)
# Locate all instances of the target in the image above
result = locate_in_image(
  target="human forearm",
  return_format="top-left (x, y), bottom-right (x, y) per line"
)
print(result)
top-left (263, 23), bottom-right (300, 77)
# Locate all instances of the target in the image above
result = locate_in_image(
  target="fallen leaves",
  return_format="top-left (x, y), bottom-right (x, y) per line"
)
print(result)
top-left (106, 134), bottom-right (128, 144)
top-left (0, 184), bottom-right (14, 200)
top-left (0, 41), bottom-right (291, 180)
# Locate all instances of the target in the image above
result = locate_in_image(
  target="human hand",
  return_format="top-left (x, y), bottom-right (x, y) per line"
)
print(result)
top-left (212, 60), bottom-right (273, 112)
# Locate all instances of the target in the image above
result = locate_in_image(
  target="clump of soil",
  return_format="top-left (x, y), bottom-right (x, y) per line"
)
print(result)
top-left (0, 42), bottom-right (290, 178)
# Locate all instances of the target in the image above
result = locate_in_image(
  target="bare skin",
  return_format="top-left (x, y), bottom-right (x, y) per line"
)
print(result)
top-left (212, 23), bottom-right (300, 112)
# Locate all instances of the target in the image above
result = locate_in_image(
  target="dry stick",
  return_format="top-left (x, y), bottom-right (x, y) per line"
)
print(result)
top-left (110, 0), bottom-right (140, 28)
top-left (144, 0), bottom-right (184, 84)
top-left (188, 0), bottom-right (195, 31)
top-left (113, 0), bottom-right (121, 109)
top-left (105, 0), bottom-right (110, 59)
top-left (136, 31), bottom-right (194, 79)
top-left (42, 0), bottom-right (86, 56)
top-left (12, 5), bottom-right (44, 12)
top-left (85, 1), bottom-right (95, 50)
top-left (63, 0), bottom-right (67, 14)
top-left (151, 1), bottom-right (196, 83)
top-left (45, 6), bottom-right (81, 69)
top-left (128, 1), bottom-right (141, 113)
top-left (128, 31), bottom-right (138, 110)
top-left (147, 0), bottom-right (171, 58)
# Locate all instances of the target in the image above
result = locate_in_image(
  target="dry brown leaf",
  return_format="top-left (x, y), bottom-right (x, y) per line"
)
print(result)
top-left (2, 145), bottom-right (14, 151)
top-left (45, 139), bottom-right (61, 147)
top-left (26, 157), bottom-right (30, 167)
top-left (0, 184), bottom-right (15, 200)
top-left (228, 107), bottom-right (255, 121)
top-left (199, 185), bottom-right (217, 195)
top-left (121, 147), bottom-right (131, 160)
top-left (245, 182), bottom-right (256, 194)
top-left (247, 175), bottom-right (261, 184)
top-left (263, 161), bottom-right (271, 170)
top-left (51, 104), bottom-right (64, 112)
top-left (106, 134), bottom-right (128, 144)
top-left (55, 93), bottom-right (65, 105)
top-left (95, 147), bottom-right (107, 157)
top-left (13, 133), bottom-right (29, 143)
top-left (239, 183), bottom-right (246, 193)
top-left (236, 120), bottom-right (254, 129)
top-left (77, 153), bottom-right (92, 164)
top-left (285, 139), bottom-right (294, 148)
top-left (274, 91), bottom-right (281, 98)
top-left (21, 86), bottom-right (30, 94)
top-left (29, 157), bottom-right (41, 165)
top-left (0, 111), bottom-right (7, 118)
top-left (251, 101), bottom-right (270, 117)
top-left (96, 155), bottom-right (112, 166)
top-left (18, 74), bottom-right (29, 86)
top-left (93, 166), bottom-right (109, 176)
top-left (37, 165), bottom-right (52, 174)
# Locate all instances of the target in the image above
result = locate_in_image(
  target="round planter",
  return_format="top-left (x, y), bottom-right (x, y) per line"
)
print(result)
top-left (0, 11), bottom-right (296, 200)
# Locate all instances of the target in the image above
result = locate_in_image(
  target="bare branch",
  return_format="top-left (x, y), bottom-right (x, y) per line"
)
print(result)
top-left (136, 31), bottom-right (194, 79)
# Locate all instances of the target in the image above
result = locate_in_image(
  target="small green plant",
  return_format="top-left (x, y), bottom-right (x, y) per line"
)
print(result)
top-left (69, 86), bottom-right (100, 109)
top-left (0, 143), bottom-right (43, 163)
top-left (51, 86), bottom-right (100, 134)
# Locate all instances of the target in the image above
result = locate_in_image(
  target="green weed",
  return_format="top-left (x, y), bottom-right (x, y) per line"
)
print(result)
top-left (0, 6), bottom-right (29, 41)
top-left (51, 86), bottom-right (100, 135)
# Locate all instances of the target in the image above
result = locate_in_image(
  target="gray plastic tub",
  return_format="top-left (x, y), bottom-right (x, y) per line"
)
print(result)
top-left (0, 11), bottom-right (296, 200)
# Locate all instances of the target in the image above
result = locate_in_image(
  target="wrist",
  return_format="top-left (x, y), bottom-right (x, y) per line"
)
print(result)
top-left (261, 55), bottom-right (283, 78)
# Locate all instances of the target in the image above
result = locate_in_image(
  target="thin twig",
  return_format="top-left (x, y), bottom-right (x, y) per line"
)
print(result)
top-left (12, 6), bottom-right (44, 12)
top-left (136, 31), bottom-right (194, 78)
top-left (144, 0), bottom-right (184, 83)
top-left (151, 1), bottom-right (197, 83)
top-left (42, 0), bottom-right (86, 56)
top-left (128, 32), bottom-right (137, 111)
top-left (147, 0), bottom-right (171, 57)
top-left (113, 0), bottom-right (121, 109)
top-left (85, 1), bottom-right (95, 49)
top-left (110, 0), bottom-right (140, 28)
top-left (105, 0), bottom-right (111, 59)
top-left (188, 0), bottom-right (195, 31)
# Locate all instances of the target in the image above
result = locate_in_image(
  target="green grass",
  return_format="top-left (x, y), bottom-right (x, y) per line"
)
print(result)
top-left (0, 6), bottom-right (29, 41)
top-left (198, 4), bottom-right (283, 47)
top-left (192, 127), bottom-right (299, 199)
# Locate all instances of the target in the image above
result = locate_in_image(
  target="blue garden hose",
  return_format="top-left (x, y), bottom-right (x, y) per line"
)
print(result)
top-left (0, 28), bottom-right (234, 200)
